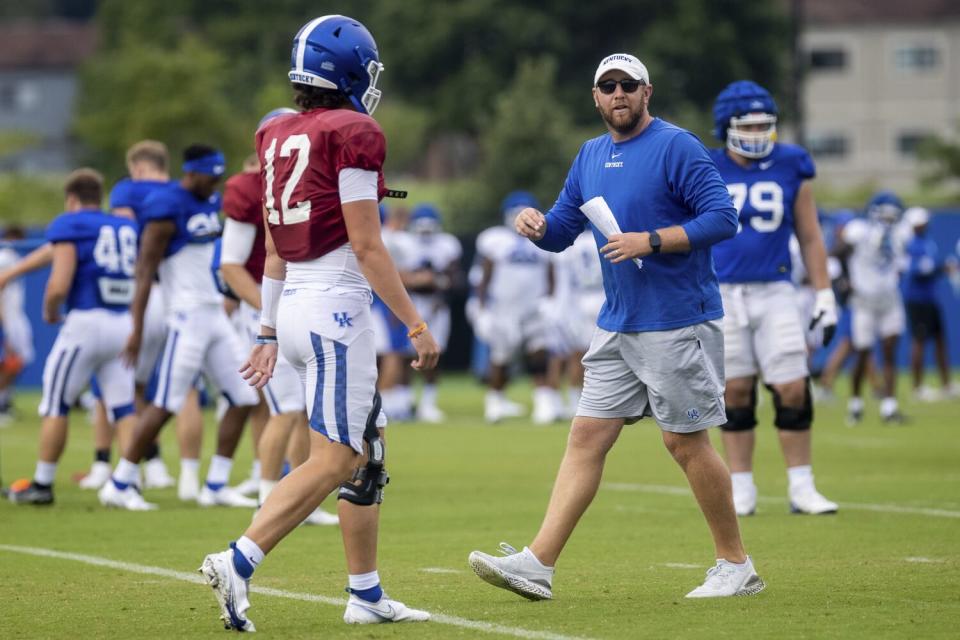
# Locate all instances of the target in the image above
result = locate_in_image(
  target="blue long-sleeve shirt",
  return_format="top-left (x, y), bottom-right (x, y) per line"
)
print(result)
top-left (903, 235), bottom-right (943, 304)
top-left (534, 118), bottom-right (738, 332)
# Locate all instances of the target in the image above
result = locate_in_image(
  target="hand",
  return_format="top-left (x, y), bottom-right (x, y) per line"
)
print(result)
top-left (42, 307), bottom-right (62, 325)
top-left (239, 342), bottom-right (279, 390)
top-left (514, 208), bottom-right (546, 241)
top-left (600, 232), bottom-right (651, 263)
top-left (122, 330), bottom-right (142, 367)
top-left (409, 328), bottom-right (440, 371)
top-left (809, 288), bottom-right (838, 346)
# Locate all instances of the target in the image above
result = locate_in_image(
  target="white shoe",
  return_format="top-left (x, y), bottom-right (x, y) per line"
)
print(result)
top-left (144, 458), bottom-right (175, 489)
top-left (914, 386), bottom-right (942, 403)
top-left (302, 508), bottom-right (339, 526)
top-left (78, 461), bottom-right (112, 490)
top-left (944, 384), bottom-right (960, 399)
top-left (790, 487), bottom-right (838, 515)
top-left (198, 485), bottom-right (258, 508)
top-left (98, 481), bottom-right (158, 511)
top-left (532, 389), bottom-right (560, 425)
top-left (733, 483), bottom-right (757, 517)
top-left (499, 398), bottom-right (525, 418)
top-left (484, 395), bottom-right (503, 424)
top-left (811, 384), bottom-right (835, 404)
top-left (231, 476), bottom-right (260, 497)
top-left (199, 550), bottom-right (255, 632)
top-left (178, 469), bottom-right (199, 502)
top-left (416, 403), bottom-right (445, 424)
top-left (343, 593), bottom-right (430, 624)
top-left (468, 543), bottom-right (553, 601)
top-left (685, 557), bottom-right (765, 598)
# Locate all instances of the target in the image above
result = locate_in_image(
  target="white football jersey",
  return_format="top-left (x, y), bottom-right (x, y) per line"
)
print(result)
top-left (475, 225), bottom-right (551, 310)
top-left (159, 243), bottom-right (222, 312)
top-left (842, 218), bottom-right (905, 300)
top-left (408, 231), bottom-right (462, 311)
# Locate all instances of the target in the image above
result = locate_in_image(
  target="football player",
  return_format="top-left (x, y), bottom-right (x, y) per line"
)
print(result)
top-left (8, 170), bottom-right (139, 505)
top-left (219, 120), bottom-right (337, 525)
top-left (0, 226), bottom-right (33, 423)
top-left (99, 144), bottom-right (260, 510)
top-left (199, 15), bottom-right (438, 630)
top-left (474, 191), bottom-right (556, 423)
top-left (836, 191), bottom-right (908, 424)
top-left (404, 203), bottom-right (462, 422)
top-left (710, 80), bottom-right (838, 516)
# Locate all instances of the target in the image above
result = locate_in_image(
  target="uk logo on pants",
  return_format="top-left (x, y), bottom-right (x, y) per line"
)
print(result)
top-left (333, 312), bottom-right (353, 328)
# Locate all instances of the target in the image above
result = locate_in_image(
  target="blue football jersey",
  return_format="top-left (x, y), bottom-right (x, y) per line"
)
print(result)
top-left (710, 143), bottom-right (815, 283)
top-left (45, 209), bottom-right (139, 313)
top-left (140, 184), bottom-right (222, 257)
top-left (109, 178), bottom-right (175, 227)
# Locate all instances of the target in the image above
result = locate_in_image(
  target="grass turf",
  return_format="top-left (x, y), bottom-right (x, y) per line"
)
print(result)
top-left (1, 375), bottom-right (958, 639)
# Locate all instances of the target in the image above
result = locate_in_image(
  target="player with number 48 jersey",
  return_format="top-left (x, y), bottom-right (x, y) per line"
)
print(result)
top-left (709, 81), bottom-right (838, 518)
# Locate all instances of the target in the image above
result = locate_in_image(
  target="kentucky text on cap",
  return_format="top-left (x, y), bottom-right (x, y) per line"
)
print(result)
top-left (594, 53), bottom-right (650, 85)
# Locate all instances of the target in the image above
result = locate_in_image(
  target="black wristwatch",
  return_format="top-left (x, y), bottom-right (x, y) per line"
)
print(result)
top-left (649, 230), bottom-right (662, 254)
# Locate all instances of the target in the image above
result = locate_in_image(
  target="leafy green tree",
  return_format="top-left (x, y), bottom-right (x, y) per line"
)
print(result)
top-left (918, 127), bottom-right (960, 191)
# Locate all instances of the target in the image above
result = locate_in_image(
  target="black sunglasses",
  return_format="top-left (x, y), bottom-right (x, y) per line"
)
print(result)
top-left (596, 79), bottom-right (643, 94)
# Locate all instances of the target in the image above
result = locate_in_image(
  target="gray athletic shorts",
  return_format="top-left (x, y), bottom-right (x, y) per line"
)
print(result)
top-left (577, 320), bottom-right (726, 433)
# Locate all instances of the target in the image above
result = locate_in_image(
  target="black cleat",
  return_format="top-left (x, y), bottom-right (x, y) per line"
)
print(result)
top-left (8, 482), bottom-right (54, 505)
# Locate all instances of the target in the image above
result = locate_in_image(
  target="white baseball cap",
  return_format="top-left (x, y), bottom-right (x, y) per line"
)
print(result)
top-left (904, 206), bottom-right (930, 227)
top-left (594, 53), bottom-right (650, 85)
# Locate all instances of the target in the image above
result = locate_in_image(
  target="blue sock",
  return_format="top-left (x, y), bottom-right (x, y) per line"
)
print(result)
top-left (230, 542), bottom-right (255, 579)
top-left (112, 478), bottom-right (130, 491)
top-left (206, 481), bottom-right (225, 491)
top-left (350, 584), bottom-right (383, 603)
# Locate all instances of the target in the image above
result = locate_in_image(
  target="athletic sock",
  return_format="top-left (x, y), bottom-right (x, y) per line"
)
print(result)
top-left (34, 461), bottom-right (58, 486)
top-left (180, 458), bottom-right (200, 474)
top-left (348, 570), bottom-right (383, 602)
top-left (421, 383), bottom-right (438, 408)
top-left (258, 479), bottom-right (278, 505)
top-left (95, 448), bottom-right (111, 464)
top-left (787, 465), bottom-right (813, 492)
top-left (231, 536), bottom-right (264, 579)
top-left (249, 460), bottom-right (261, 482)
top-left (879, 396), bottom-right (899, 418)
top-left (847, 396), bottom-right (864, 413)
top-left (205, 455), bottom-right (233, 491)
top-left (731, 471), bottom-right (755, 493)
top-left (113, 458), bottom-right (139, 489)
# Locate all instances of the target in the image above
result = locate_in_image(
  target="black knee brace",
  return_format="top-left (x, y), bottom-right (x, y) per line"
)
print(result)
top-left (338, 392), bottom-right (390, 506)
top-left (769, 379), bottom-right (813, 431)
top-left (721, 384), bottom-right (758, 431)
top-left (525, 351), bottom-right (548, 377)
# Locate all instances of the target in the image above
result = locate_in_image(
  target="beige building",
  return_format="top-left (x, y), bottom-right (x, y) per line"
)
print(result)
top-left (799, 0), bottom-right (960, 190)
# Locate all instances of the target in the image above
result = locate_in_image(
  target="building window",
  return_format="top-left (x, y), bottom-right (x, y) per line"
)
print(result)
top-left (808, 48), bottom-right (846, 71)
top-left (895, 46), bottom-right (939, 71)
top-left (807, 134), bottom-right (848, 159)
top-left (897, 132), bottom-right (933, 156)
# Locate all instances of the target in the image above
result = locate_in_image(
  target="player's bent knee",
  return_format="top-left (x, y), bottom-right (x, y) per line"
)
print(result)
top-left (771, 378), bottom-right (813, 431)
top-left (721, 407), bottom-right (757, 431)
top-left (525, 351), bottom-right (548, 376)
top-left (338, 392), bottom-right (389, 506)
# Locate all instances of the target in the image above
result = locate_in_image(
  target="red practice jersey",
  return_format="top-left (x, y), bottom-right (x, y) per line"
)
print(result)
top-left (255, 109), bottom-right (386, 263)
top-left (222, 170), bottom-right (267, 283)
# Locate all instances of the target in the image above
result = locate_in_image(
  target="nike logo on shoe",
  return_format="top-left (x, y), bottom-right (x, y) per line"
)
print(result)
top-left (352, 601), bottom-right (398, 620)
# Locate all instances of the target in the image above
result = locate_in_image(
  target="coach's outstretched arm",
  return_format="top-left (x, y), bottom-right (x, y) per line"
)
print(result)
top-left (344, 199), bottom-right (440, 371)
top-left (0, 242), bottom-right (54, 290)
top-left (122, 220), bottom-right (175, 366)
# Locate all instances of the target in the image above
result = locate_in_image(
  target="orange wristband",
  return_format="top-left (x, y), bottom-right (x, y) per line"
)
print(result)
top-left (407, 322), bottom-right (428, 339)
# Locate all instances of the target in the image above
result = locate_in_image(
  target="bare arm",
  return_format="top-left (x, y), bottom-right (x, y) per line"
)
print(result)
top-left (123, 220), bottom-right (175, 365)
top-left (476, 257), bottom-right (494, 308)
top-left (0, 243), bottom-right (54, 288)
top-left (793, 181), bottom-right (830, 291)
top-left (221, 263), bottom-right (262, 310)
top-left (43, 243), bottom-right (77, 323)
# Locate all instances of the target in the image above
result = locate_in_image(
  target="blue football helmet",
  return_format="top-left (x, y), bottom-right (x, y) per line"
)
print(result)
top-left (864, 190), bottom-right (904, 224)
top-left (501, 190), bottom-right (540, 227)
top-left (712, 80), bottom-right (778, 159)
top-left (409, 203), bottom-right (442, 234)
top-left (257, 107), bottom-right (297, 131)
top-left (288, 15), bottom-right (384, 115)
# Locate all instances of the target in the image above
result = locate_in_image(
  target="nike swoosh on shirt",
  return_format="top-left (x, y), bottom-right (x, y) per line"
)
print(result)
top-left (611, 153), bottom-right (623, 159)
top-left (759, 160), bottom-right (774, 170)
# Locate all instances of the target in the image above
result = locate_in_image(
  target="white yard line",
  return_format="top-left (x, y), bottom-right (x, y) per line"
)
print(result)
top-left (420, 567), bottom-right (464, 574)
top-left (0, 544), bottom-right (593, 640)
top-left (605, 483), bottom-right (960, 519)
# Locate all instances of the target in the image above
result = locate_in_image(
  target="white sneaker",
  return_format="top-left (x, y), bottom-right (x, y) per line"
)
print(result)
top-left (302, 507), bottom-right (339, 526)
top-left (98, 481), bottom-right (158, 511)
top-left (499, 398), bottom-right (525, 418)
top-left (468, 543), bottom-right (553, 600)
top-left (199, 550), bottom-right (255, 632)
top-left (484, 395), bottom-right (503, 424)
top-left (685, 557), bottom-right (765, 598)
top-left (914, 386), bottom-right (942, 403)
top-left (78, 461), bottom-right (112, 490)
top-left (944, 384), bottom-right (960, 399)
top-left (790, 487), bottom-right (838, 515)
top-left (416, 403), bottom-right (445, 424)
top-left (231, 476), bottom-right (260, 497)
top-left (532, 390), bottom-right (559, 425)
top-left (144, 458), bottom-right (175, 489)
top-left (198, 485), bottom-right (258, 508)
top-left (811, 384), bottom-right (835, 404)
top-left (733, 483), bottom-right (757, 517)
top-left (343, 593), bottom-right (430, 624)
top-left (178, 469), bottom-right (199, 502)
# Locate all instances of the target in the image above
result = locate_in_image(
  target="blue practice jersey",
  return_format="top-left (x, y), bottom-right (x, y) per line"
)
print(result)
top-left (45, 209), bottom-right (139, 313)
top-left (535, 118), bottom-right (738, 332)
top-left (903, 236), bottom-right (942, 304)
top-left (109, 178), bottom-right (175, 227)
top-left (710, 143), bottom-right (815, 283)
top-left (140, 184), bottom-right (222, 257)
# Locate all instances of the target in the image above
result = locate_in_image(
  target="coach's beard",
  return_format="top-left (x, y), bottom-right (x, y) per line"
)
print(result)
top-left (601, 102), bottom-right (644, 135)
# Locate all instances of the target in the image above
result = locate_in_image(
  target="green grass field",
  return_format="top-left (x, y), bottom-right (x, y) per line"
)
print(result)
top-left (1, 375), bottom-right (958, 639)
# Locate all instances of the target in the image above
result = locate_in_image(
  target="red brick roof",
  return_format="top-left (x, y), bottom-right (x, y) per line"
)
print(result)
top-left (803, 0), bottom-right (960, 25)
top-left (0, 20), bottom-right (98, 69)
